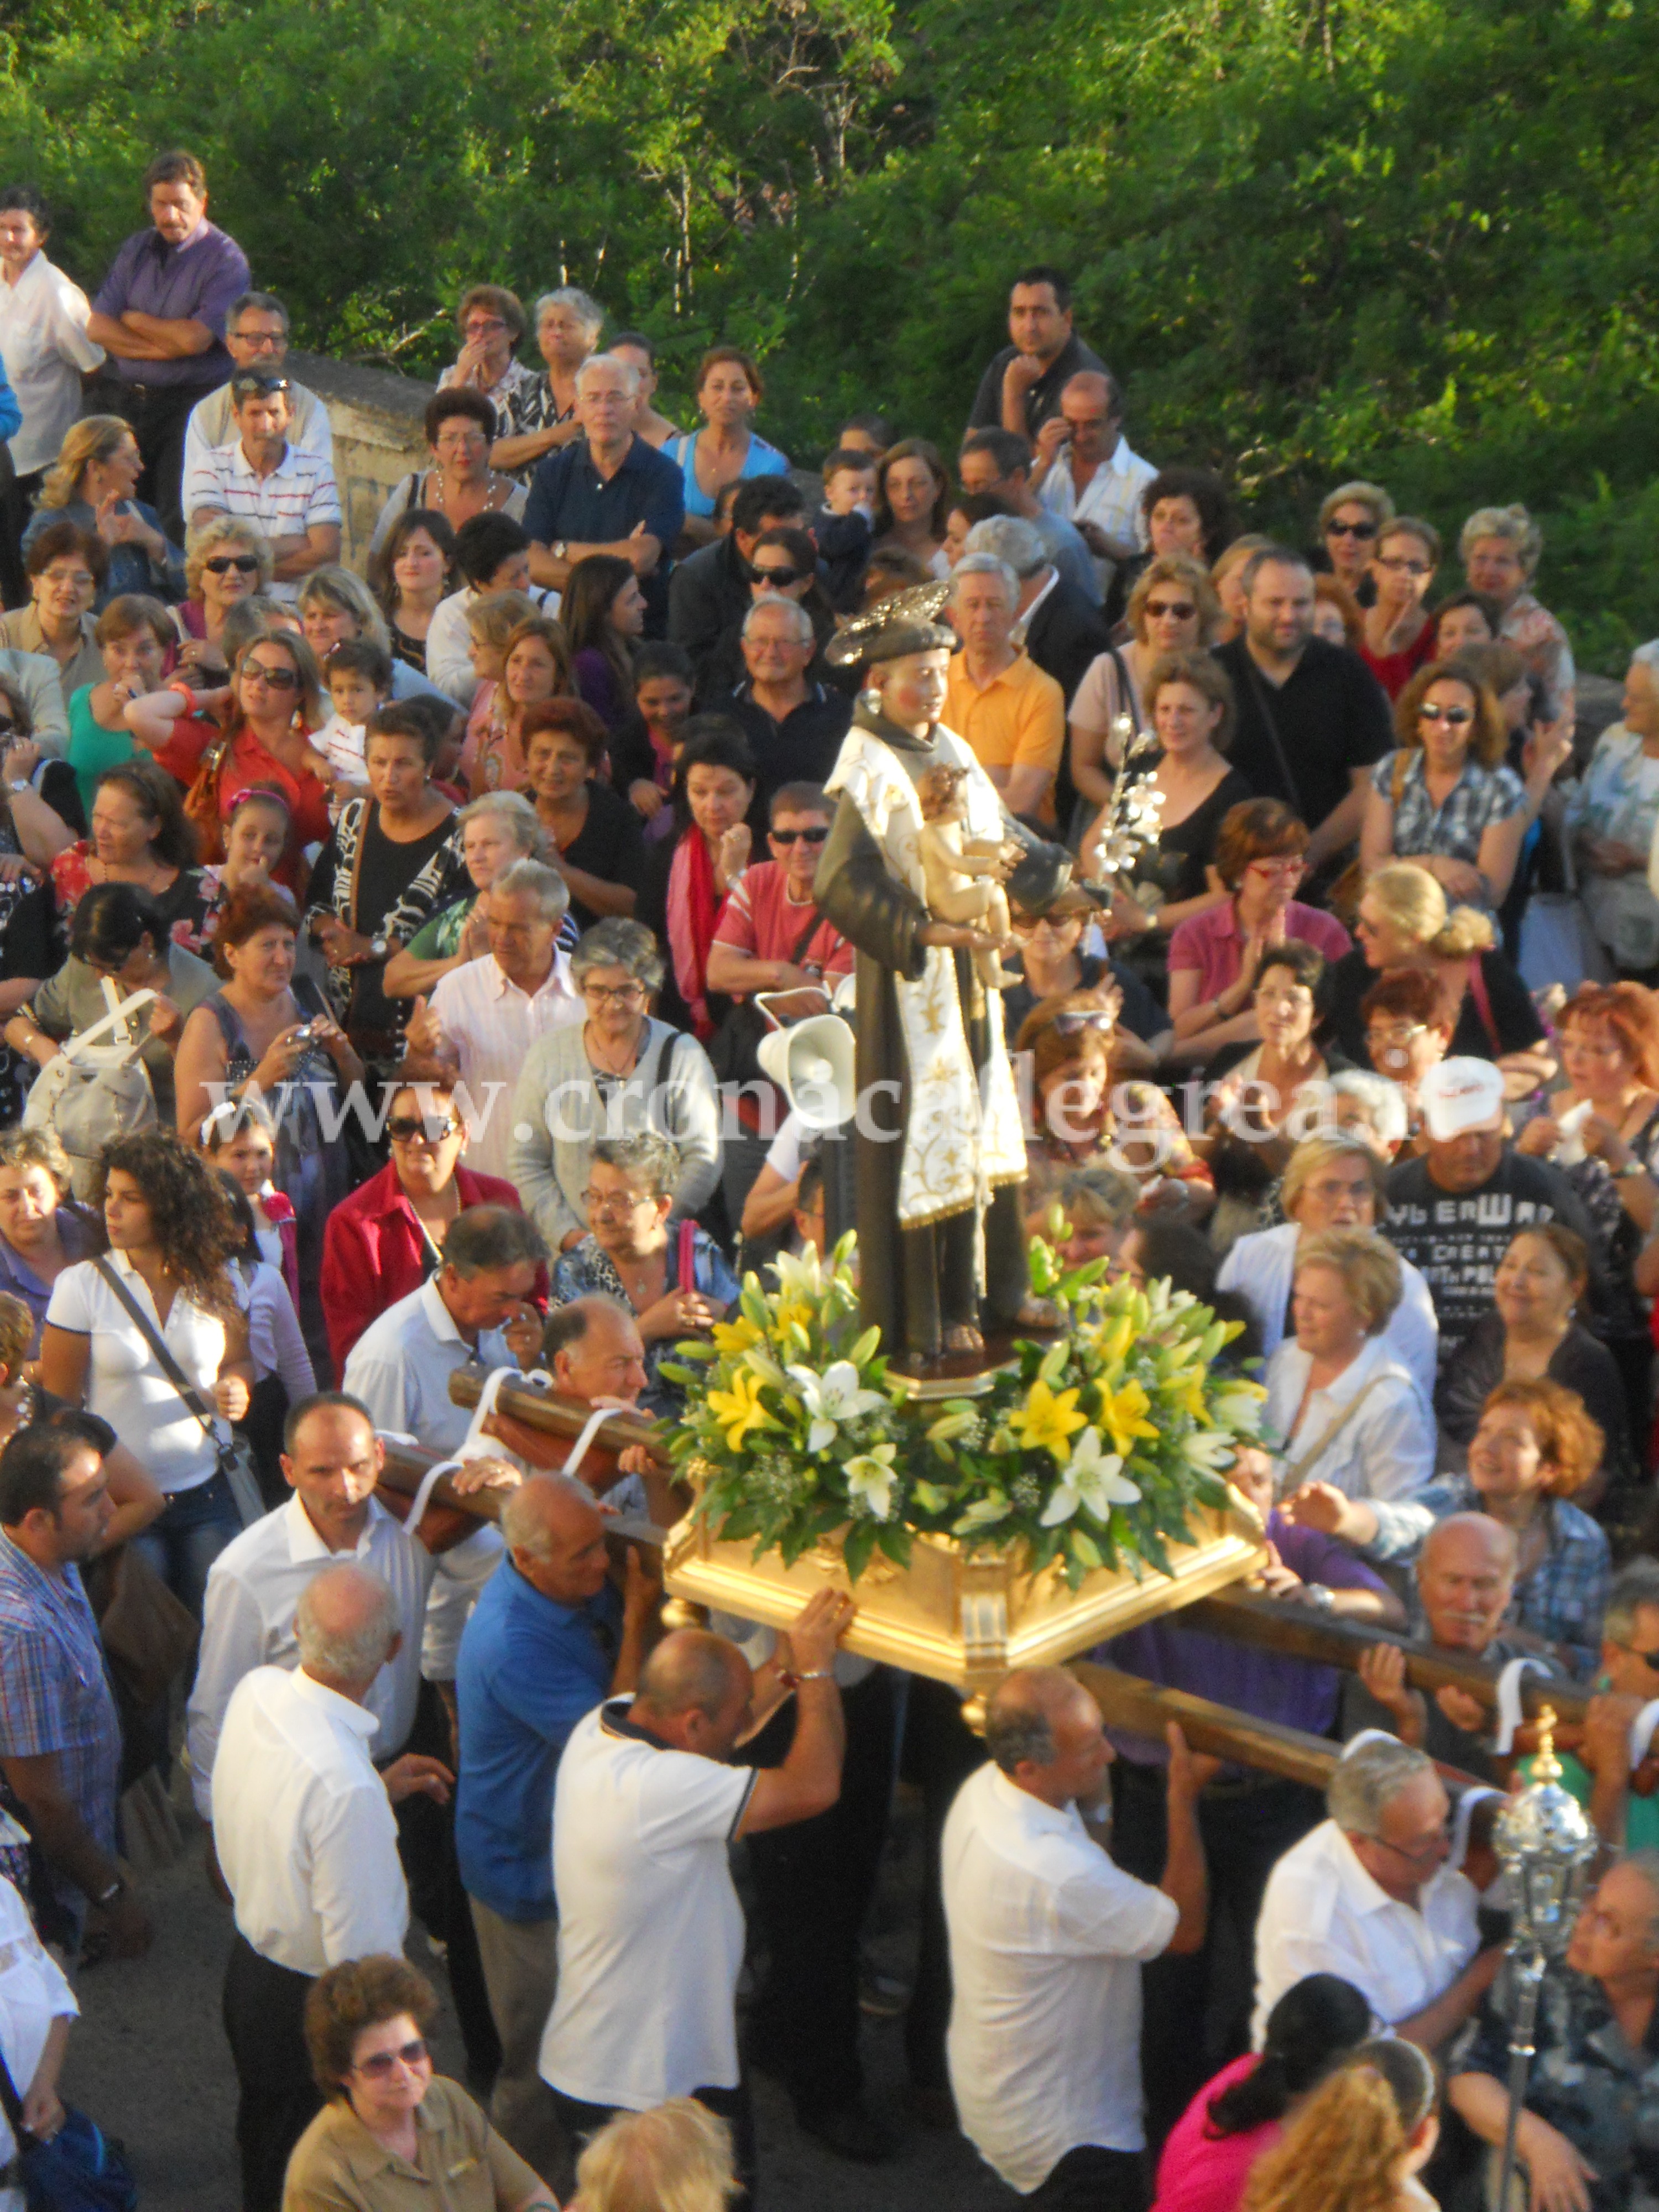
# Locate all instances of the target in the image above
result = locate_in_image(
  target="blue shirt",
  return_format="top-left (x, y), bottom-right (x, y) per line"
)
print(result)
top-left (522, 434), bottom-right (686, 628)
top-left (454, 1557), bottom-right (620, 1920)
top-left (91, 219), bottom-right (250, 392)
top-left (670, 428), bottom-right (791, 519)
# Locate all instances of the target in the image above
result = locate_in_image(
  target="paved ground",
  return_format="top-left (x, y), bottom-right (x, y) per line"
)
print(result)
top-left (59, 1785), bottom-right (1011, 2211)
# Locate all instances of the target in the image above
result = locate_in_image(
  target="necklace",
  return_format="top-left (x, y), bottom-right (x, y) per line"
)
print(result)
top-left (586, 1026), bottom-right (641, 1080)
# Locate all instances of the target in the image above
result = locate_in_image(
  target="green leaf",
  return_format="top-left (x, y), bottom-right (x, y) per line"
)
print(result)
top-left (842, 1519), bottom-right (879, 1582)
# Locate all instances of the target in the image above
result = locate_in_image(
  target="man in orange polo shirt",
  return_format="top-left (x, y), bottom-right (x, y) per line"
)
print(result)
top-left (942, 552), bottom-right (1066, 823)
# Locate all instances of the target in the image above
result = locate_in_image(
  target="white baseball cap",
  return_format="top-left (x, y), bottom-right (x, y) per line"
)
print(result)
top-left (1418, 1057), bottom-right (1506, 1141)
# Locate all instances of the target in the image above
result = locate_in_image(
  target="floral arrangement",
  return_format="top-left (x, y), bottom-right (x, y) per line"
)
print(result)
top-left (663, 1233), bottom-right (1265, 1588)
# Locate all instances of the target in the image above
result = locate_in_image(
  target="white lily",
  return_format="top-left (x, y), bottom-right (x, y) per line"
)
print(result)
top-left (844, 1443), bottom-right (899, 1520)
top-left (1210, 1384), bottom-right (1266, 1435)
top-left (1185, 1427), bottom-right (1239, 1472)
top-left (952, 1494), bottom-right (1011, 1536)
top-left (771, 1246), bottom-right (825, 1302)
top-left (1040, 1426), bottom-right (1141, 1526)
top-left (786, 1359), bottom-right (889, 1454)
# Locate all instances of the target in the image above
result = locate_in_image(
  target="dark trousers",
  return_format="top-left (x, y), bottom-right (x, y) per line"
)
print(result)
top-left (744, 1667), bottom-right (896, 2121)
top-left (1109, 1761), bottom-right (1324, 2151)
top-left (222, 1933), bottom-right (320, 2212)
top-left (550, 2077), bottom-right (755, 2209)
top-left (1026, 2146), bottom-right (1149, 2212)
top-left (901, 1676), bottom-right (989, 2094)
top-left (109, 380), bottom-right (201, 541)
top-left (394, 1680), bottom-right (502, 2090)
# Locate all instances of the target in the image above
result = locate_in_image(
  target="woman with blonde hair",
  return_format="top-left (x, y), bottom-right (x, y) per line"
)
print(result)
top-left (173, 515), bottom-right (276, 674)
top-left (1068, 551), bottom-right (1222, 812)
top-left (1460, 501), bottom-right (1575, 717)
top-left (25, 413), bottom-right (182, 604)
top-left (1242, 2038), bottom-right (1438, 2212)
top-left (570, 2096), bottom-right (738, 2212)
top-left (1315, 479), bottom-right (1396, 606)
top-left (1327, 859), bottom-right (1552, 1091)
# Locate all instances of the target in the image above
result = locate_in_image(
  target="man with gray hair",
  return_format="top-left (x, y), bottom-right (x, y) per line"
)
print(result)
top-left (944, 550), bottom-right (1068, 819)
top-left (417, 855), bottom-right (583, 1180)
top-left (212, 1561), bottom-right (455, 2212)
top-left (942, 1667), bottom-right (1207, 2205)
top-left (712, 595), bottom-right (851, 805)
top-left (523, 349), bottom-right (684, 628)
top-left (965, 511), bottom-right (1113, 706)
top-left (1252, 1731), bottom-right (1501, 2053)
top-left (181, 288), bottom-right (331, 486)
top-left (343, 1203), bottom-right (549, 1454)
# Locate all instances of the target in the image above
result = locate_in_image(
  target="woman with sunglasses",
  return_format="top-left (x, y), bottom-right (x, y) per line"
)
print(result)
top-left (562, 551), bottom-right (642, 734)
top-left (1359, 519), bottom-right (1441, 700)
top-left (1068, 553), bottom-right (1218, 822)
top-left (320, 1067), bottom-right (530, 1372)
top-left (286, 1955), bottom-right (557, 2212)
top-left (1359, 661), bottom-right (1532, 914)
top-left (1313, 481), bottom-right (1394, 607)
top-left (217, 628), bottom-right (333, 879)
top-left (1001, 886), bottom-right (1162, 1062)
top-left (704, 524), bottom-right (838, 705)
top-left (168, 518), bottom-right (274, 679)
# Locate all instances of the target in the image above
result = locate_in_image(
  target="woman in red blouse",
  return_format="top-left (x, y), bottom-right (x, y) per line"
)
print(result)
top-left (1359, 519), bottom-right (1441, 700)
top-left (318, 1069), bottom-right (531, 1372)
top-left (216, 630), bottom-right (333, 875)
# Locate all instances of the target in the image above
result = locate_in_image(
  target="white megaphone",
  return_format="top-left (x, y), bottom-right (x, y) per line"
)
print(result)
top-left (757, 1014), bottom-right (857, 1133)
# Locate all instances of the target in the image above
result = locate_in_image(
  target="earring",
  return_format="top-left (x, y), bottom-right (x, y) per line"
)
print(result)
top-left (859, 687), bottom-right (884, 716)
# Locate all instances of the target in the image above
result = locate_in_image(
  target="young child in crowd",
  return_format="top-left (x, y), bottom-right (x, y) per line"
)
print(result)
top-left (201, 1099), bottom-right (299, 1309)
top-left (613, 639), bottom-right (695, 838)
top-left (458, 589), bottom-right (539, 799)
top-left (315, 639), bottom-right (394, 796)
top-left (820, 445), bottom-right (878, 519)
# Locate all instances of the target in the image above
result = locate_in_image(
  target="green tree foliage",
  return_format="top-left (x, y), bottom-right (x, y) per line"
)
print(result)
top-left (0, 0), bottom-right (1650, 658)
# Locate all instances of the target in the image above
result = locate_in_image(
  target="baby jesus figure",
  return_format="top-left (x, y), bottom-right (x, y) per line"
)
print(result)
top-left (915, 762), bottom-right (1021, 990)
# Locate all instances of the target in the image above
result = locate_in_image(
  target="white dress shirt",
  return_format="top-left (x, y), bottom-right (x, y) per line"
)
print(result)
top-left (0, 1867), bottom-right (77, 2178)
top-left (186, 1492), bottom-right (503, 1816)
top-left (1219, 1220), bottom-right (1439, 1407)
top-left (943, 1762), bottom-right (1179, 2192)
top-left (181, 437), bottom-right (343, 601)
top-left (1265, 1331), bottom-right (1436, 1504)
top-left (1252, 1817), bottom-right (1480, 2044)
top-left (341, 1276), bottom-right (517, 1458)
top-left (1038, 433), bottom-right (1157, 594)
top-left (428, 951), bottom-right (583, 1181)
top-left (540, 1700), bottom-right (755, 2110)
top-left (0, 253), bottom-right (103, 476)
top-left (211, 1665), bottom-right (408, 1975)
top-left (182, 378), bottom-right (333, 491)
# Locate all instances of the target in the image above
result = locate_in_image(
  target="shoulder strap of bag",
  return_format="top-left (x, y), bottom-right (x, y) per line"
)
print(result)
top-left (1279, 1371), bottom-right (1390, 1495)
top-left (61, 984), bottom-right (159, 1063)
top-left (1467, 954), bottom-right (1501, 1052)
top-left (1239, 653), bottom-right (1306, 818)
top-left (788, 903), bottom-right (826, 966)
top-left (1391, 747), bottom-right (1411, 810)
top-left (91, 1256), bottom-right (221, 1443)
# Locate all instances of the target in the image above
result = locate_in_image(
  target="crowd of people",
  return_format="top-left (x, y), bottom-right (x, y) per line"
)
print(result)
top-left (0, 144), bottom-right (1658, 2212)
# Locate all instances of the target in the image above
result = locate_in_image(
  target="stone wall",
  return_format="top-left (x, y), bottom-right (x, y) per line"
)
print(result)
top-left (287, 348), bottom-right (433, 575)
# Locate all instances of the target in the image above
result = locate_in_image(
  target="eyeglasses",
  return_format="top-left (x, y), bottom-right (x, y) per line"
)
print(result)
top-left (1377, 555), bottom-right (1433, 576)
top-left (1245, 858), bottom-right (1305, 879)
top-left (1366, 1829), bottom-right (1449, 1869)
top-left (1144, 599), bottom-right (1197, 621)
top-left (752, 566), bottom-right (808, 588)
top-left (581, 1187), bottom-right (653, 1215)
top-left (1052, 1010), bottom-right (1115, 1035)
top-left (353, 2038), bottom-right (430, 2080)
top-left (231, 329), bottom-right (285, 351)
top-left (205, 554), bottom-right (261, 576)
top-left (435, 429), bottom-right (488, 451)
top-left (463, 317), bottom-right (509, 337)
top-left (387, 1115), bottom-right (462, 1145)
top-left (770, 826), bottom-right (828, 846)
top-left (1419, 702), bottom-right (1474, 726)
top-left (243, 661), bottom-right (299, 690)
top-left (46, 570), bottom-right (95, 591)
top-left (1327, 519), bottom-right (1378, 540)
top-left (230, 373), bottom-right (290, 399)
top-left (582, 981), bottom-right (646, 1005)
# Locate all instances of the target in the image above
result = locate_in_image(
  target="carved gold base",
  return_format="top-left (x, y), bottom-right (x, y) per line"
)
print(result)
top-left (661, 1496), bottom-right (1267, 1704)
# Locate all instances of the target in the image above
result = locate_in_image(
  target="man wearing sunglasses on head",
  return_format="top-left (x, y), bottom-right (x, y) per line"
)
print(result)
top-left (182, 369), bottom-right (341, 601)
top-left (180, 289), bottom-right (333, 495)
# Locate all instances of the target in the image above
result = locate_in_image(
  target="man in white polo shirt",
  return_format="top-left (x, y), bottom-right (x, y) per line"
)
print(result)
top-left (1252, 1731), bottom-right (1503, 2052)
top-left (212, 1562), bottom-right (453, 2212)
top-left (182, 368), bottom-right (341, 600)
top-left (539, 1592), bottom-right (853, 2198)
top-left (943, 1666), bottom-right (1209, 2210)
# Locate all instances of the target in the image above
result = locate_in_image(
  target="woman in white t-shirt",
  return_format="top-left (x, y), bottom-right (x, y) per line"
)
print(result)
top-left (40, 1129), bottom-right (253, 1616)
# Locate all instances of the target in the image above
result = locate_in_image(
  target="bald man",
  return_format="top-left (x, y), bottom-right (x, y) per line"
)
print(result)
top-left (539, 1593), bottom-right (853, 2200)
top-left (456, 1473), bottom-right (658, 2174)
top-left (1030, 370), bottom-right (1156, 594)
top-left (943, 1668), bottom-right (1208, 2208)
top-left (1348, 1514), bottom-right (1562, 1778)
top-left (212, 1563), bottom-right (454, 2212)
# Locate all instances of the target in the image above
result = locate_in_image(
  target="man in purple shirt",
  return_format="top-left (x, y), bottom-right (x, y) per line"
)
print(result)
top-left (1100, 1444), bottom-right (1404, 2147)
top-left (86, 149), bottom-right (250, 538)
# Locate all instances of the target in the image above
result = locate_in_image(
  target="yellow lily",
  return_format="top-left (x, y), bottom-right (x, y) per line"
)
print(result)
top-left (1095, 1312), bottom-right (1135, 1368)
top-left (711, 1314), bottom-right (764, 1358)
top-left (706, 1368), bottom-right (779, 1452)
top-left (1010, 1379), bottom-right (1089, 1458)
top-left (1099, 1379), bottom-right (1159, 1458)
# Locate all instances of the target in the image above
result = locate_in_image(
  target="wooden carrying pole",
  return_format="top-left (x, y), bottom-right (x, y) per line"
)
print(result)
top-left (1184, 1588), bottom-right (1590, 1725)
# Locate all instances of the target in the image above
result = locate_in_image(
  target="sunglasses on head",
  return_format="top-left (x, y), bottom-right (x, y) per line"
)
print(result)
top-left (386, 1114), bottom-right (462, 1145)
top-left (354, 2038), bottom-right (430, 2079)
top-left (1327, 518), bottom-right (1378, 539)
top-left (1053, 1010), bottom-right (1114, 1035)
top-left (1418, 702), bottom-right (1474, 726)
top-left (770, 826), bottom-right (828, 846)
top-left (1144, 599), bottom-right (1197, 621)
top-left (205, 554), bottom-right (261, 576)
top-left (231, 373), bottom-right (289, 399)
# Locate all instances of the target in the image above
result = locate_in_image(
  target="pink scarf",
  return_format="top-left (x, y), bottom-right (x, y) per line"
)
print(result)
top-left (666, 830), bottom-right (722, 1039)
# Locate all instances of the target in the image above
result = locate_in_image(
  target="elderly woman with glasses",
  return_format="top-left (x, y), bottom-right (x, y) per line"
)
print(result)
top-left (0, 518), bottom-right (106, 712)
top-left (1459, 502), bottom-right (1575, 719)
top-left (507, 916), bottom-right (721, 1255)
top-left (368, 388), bottom-right (526, 560)
top-left (1001, 885), bottom-right (1162, 1061)
top-left (1166, 799), bottom-right (1353, 1067)
top-left (1314, 479), bottom-right (1394, 607)
top-left (438, 284), bottom-right (536, 414)
top-left (319, 1065), bottom-right (533, 1373)
top-left (170, 516), bottom-right (274, 677)
top-left (285, 1954), bottom-right (557, 2212)
top-left (550, 1133), bottom-right (738, 1417)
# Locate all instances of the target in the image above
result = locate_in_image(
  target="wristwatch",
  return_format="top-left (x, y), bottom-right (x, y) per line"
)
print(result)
top-left (6, 779), bottom-right (28, 794)
top-left (1303, 1583), bottom-right (1337, 1613)
top-left (369, 936), bottom-right (388, 960)
top-left (1615, 1159), bottom-right (1648, 1180)
top-left (552, 540), bottom-right (568, 562)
